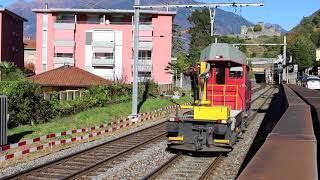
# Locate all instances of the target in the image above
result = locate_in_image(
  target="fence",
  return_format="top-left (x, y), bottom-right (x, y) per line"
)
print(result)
top-left (44, 90), bottom-right (86, 101)
top-left (0, 96), bottom-right (8, 146)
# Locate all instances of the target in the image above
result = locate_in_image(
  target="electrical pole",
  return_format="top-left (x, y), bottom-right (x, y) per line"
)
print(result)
top-left (131, 0), bottom-right (140, 120)
top-left (209, 7), bottom-right (216, 36)
top-left (283, 36), bottom-right (288, 83)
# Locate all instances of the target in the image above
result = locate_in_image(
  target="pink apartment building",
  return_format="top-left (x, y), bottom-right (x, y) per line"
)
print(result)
top-left (32, 8), bottom-right (175, 84)
top-left (0, 8), bottom-right (26, 69)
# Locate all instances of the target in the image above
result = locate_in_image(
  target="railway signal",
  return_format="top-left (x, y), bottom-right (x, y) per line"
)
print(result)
top-left (130, 1), bottom-right (265, 120)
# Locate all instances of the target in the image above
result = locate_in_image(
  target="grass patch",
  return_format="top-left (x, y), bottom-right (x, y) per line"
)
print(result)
top-left (8, 95), bottom-right (191, 141)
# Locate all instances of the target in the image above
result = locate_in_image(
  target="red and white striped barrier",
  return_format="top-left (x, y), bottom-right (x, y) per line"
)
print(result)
top-left (0, 104), bottom-right (184, 162)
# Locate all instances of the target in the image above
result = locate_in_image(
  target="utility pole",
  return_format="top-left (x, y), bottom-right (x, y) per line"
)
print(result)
top-left (131, 0), bottom-right (140, 121)
top-left (209, 7), bottom-right (216, 36)
top-left (283, 36), bottom-right (288, 83)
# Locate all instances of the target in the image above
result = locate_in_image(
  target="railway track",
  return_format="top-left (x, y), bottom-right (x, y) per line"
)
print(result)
top-left (141, 86), bottom-right (274, 180)
top-left (3, 122), bottom-right (167, 180)
top-left (4, 85), bottom-right (272, 180)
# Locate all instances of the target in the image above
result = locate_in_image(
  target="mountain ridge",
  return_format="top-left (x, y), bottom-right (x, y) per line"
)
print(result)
top-left (6, 0), bottom-right (285, 38)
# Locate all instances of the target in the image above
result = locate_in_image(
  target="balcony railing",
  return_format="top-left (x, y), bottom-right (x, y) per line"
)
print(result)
top-left (54, 40), bottom-right (75, 47)
top-left (54, 57), bottom-right (75, 65)
top-left (92, 58), bottom-right (115, 67)
top-left (138, 65), bottom-right (152, 72)
top-left (92, 41), bottom-right (115, 47)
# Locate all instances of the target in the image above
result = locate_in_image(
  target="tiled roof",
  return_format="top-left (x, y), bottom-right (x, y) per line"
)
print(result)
top-left (28, 65), bottom-right (113, 87)
top-left (24, 38), bottom-right (36, 49)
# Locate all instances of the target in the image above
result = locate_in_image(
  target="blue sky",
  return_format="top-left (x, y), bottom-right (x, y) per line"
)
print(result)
top-left (1, 0), bottom-right (319, 30)
top-left (197, 0), bottom-right (320, 30)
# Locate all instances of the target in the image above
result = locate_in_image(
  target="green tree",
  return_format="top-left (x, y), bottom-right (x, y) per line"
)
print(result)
top-left (188, 9), bottom-right (213, 65)
top-left (263, 36), bottom-right (283, 58)
top-left (217, 35), bottom-right (247, 53)
top-left (0, 62), bottom-right (25, 81)
top-left (253, 24), bottom-right (262, 32)
top-left (166, 53), bottom-right (190, 76)
top-left (172, 24), bottom-right (187, 57)
top-left (311, 31), bottom-right (320, 48)
top-left (288, 36), bottom-right (316, 71)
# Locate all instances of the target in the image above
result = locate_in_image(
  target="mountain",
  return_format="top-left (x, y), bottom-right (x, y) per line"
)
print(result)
top-left (265, 23), bottom-right (287, 34)
top-left (6, 0), bottom-right (277, 38)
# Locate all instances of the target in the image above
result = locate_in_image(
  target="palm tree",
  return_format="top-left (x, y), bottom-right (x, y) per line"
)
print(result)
top-left (0, 61), bottom-right (25, 81)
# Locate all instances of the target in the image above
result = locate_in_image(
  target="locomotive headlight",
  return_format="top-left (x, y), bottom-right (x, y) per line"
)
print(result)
top-left (169, 117), bottom-right (181, 122)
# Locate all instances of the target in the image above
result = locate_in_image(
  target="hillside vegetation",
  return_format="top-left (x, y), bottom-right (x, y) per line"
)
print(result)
top-left (287, 10), bottom-right (320, 70)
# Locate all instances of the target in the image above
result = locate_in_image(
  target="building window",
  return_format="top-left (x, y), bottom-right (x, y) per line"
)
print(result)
top-left (86, 32), bottom-right (93, 45)
top-left (56, 14), bottom-right (75, 23)
top-left (138, 50), bottom-right (151, 60)
top-left (42, 64), bottom-right (47, 72)
top-left (94, 53), bottom-right (113, 59)
top-left (138, 71), bottom-right (151, 77)
top-left (54, 53), bottom-right (74, 58)
top-left (140, 16), bottom-right (152, 25)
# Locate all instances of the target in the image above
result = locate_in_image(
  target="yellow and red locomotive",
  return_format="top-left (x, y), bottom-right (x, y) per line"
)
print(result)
top-left (167, 43), bottom-right (251, 152)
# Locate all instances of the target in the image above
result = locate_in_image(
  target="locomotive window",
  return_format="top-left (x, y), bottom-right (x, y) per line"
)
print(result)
top-left (216, 67), bottom-right (225, 84)
top-left (229, 67), bottom-right (243, 78)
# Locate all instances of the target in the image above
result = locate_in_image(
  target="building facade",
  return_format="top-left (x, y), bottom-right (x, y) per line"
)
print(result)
top-left (0, 8), bottom-right (26, 69)
top-left (24, 38), bottom-right (36, 65)
top-left (33, 8), bottom-right (174, 84)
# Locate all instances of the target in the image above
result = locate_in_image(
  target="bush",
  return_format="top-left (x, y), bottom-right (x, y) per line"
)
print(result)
top-left (1, 81), bottom-right (160, 127)
top-left (0, 81), bottom-right (56, 127)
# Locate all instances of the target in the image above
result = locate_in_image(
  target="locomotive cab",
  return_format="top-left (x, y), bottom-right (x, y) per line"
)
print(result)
top-left (167, 43), bottom-right (252, 152)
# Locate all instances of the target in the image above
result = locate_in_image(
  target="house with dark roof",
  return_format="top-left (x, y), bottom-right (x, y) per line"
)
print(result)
top-left (28, 65), bottom-right (112, 92)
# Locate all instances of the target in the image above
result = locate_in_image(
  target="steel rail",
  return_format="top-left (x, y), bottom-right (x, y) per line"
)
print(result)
top-left (141, 152), bottom-right (183, 180)
top-left (65, 133), bottom-right (167, 179)
top-left (198, 155), bottom-right (224, 180)
top-left (3, 122), bottom-right (167, 180)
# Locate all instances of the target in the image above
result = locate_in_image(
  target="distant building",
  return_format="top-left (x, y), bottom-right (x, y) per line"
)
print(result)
top-left (316, 48), bottom-right (320, 61)
top-left (240, 22), bottom-right (281, 38)
top-left (0, 8), bottom-right (26, 69)
top-left (24, 37), bottom-right (36, 66)
top-left (32, 8), bottom-right (175, 84)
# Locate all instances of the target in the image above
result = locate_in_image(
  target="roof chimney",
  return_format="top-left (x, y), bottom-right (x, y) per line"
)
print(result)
top-left (45, 3), bottom-right (48, 9)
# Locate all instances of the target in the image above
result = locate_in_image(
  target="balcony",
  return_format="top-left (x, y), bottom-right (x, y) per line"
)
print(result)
top-left (54, 21), bottom-right (76, 30)
top-left (139, 24), bottom-right (153, 31)
top-left (54, 40), bottom-right (75, 47)
top-left (134, 60), bottom-right (152, 72)
top-left (133, 42), bottom-right (153, 50)
top-left (92, 58), bottom-right (115, 67)
top-left (138, 64), bottom-right (152, 72)
top-left (54, 57), bottom-right (75, 65)
top-left (92, 41), bottom-right (115, 48)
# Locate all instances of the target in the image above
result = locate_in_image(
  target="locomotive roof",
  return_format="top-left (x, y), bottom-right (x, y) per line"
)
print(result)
top-left (200, 43), bottom-right (247, 65)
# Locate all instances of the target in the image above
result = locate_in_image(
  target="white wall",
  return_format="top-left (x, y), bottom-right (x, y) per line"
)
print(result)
top-left (84, 29), bottom-right (123, 81)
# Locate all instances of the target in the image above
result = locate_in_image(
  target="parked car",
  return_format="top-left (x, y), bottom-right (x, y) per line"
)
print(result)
top-left (303, 76), bottom-right (320, 90)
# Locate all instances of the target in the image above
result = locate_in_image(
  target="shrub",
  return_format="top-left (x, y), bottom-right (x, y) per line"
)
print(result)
top-left (0, 81), bottom-right (56, 127)
top-left (1, 81), bottom-right (161, 127)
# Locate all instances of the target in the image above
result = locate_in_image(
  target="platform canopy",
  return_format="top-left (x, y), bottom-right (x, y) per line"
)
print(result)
top-left (200, 43), bottom-right (247, 65)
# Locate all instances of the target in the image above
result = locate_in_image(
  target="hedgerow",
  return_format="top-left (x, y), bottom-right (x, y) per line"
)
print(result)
top-left (0, 80), bottom-right (159, 128)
